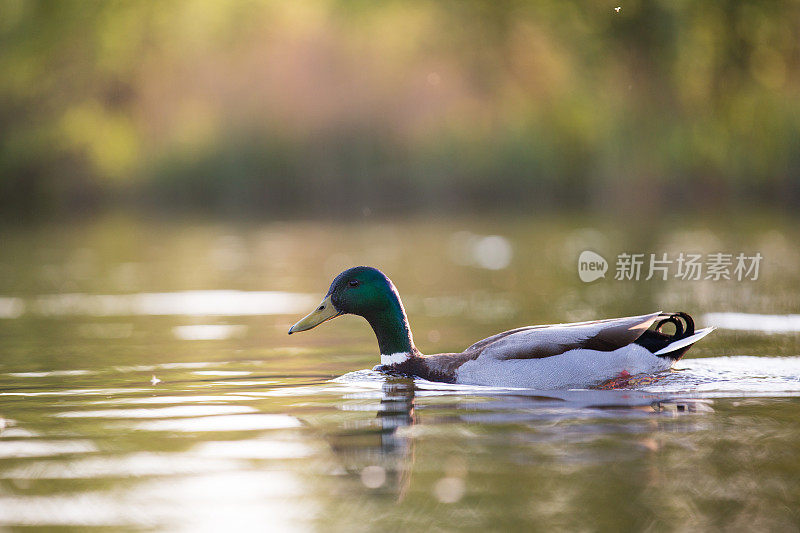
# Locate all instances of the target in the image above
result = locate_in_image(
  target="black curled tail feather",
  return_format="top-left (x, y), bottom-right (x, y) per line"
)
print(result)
top-left (655, 312), bottom-right (694, 338)
top-left (635, 312), bottom-right (696, 361)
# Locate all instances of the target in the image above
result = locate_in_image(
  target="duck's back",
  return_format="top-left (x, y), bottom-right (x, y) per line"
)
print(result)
top-left (451, 312), bottom-right (663, 387)
top-left (468, 312), bottom-right (660, 361)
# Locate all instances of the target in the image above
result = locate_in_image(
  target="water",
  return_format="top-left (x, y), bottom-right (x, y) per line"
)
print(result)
top-left (1, 215), bottom-right (800, 530)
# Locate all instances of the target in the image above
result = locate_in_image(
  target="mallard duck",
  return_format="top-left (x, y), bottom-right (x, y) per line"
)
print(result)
top-left (288, 266), bottom-right (714, 388)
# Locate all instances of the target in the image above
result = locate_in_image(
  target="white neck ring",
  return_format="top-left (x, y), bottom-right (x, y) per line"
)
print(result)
top-left (381, 352), bottom-right (411, 366)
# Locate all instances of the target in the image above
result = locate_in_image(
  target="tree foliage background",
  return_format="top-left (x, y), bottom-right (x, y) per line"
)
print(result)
top-left (1, 0), bottom-right (799, 218)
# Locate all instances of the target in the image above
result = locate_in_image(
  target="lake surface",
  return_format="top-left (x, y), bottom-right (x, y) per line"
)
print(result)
top-left (1, 214), bottom-right (799, 531)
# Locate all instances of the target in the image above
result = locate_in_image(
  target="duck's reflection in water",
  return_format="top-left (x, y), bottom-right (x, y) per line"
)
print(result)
top-left (375, 378), bottom-right (416, 499)
top-left (326, 375), bottom-right (716, 498)
top-left (376, 378), bottom-right (415, 454)
top-left (326, 376), bottom-right (416, 498)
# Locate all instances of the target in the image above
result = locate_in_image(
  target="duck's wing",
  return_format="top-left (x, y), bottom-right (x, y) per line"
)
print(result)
top-left (467, 312), bottom-right (661, 361)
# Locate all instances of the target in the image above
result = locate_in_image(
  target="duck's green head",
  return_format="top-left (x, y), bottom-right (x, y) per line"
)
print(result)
top-left (288, 266), bottom-right (415, 355)
top-left (288, 266), bottom-right (398, 333)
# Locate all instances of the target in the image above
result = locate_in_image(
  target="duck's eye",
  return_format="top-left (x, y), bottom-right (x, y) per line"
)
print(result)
top-left (348, 280), bottom-right (360, 288)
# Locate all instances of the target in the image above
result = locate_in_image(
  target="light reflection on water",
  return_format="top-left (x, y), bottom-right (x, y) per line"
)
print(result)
top-left (705, 312), bottom-right (800, 333)
top-left (0, 290), bottom-right (316, 317)
top-left (1, 357), bottom-right (799, 529)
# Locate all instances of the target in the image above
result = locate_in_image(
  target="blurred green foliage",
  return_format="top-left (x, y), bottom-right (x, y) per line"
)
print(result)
top-left (1, 0), bottom-right (798, 218)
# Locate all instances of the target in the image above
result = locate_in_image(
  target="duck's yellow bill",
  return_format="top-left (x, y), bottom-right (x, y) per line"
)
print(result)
top-left (288, 295), bottom-right (342, 334)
